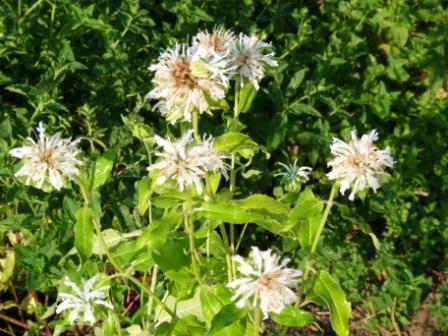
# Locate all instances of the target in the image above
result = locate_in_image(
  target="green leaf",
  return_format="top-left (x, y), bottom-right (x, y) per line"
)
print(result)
top-left (200, 285), bottom-right (229, 326)
top-left (237, 194), bottom-right (289, 215)
top-left (0, 251), bottom-right (15, 284)
top-left (289, 189), bottom-right (323, 220)
top-left (92, 149), bottom-right (116, 190)
top-left (285, 189), bottom-right (323, 247)
top-left (288, 68), bottom-right (308, 90)
top-left (136, 176), bottom-right (152, 216)
top-left (271, 306), bottom-right (315, 327)
top-left (308, 271), bottom-right (351, 336)
top-left (290, 103), bottom-right (322, 117)
top-left (198, 202), bottom-right (282, 233)
top-left (237, 83), bottom-right (257, 113)
top-left (213, 132), bottom-right (259, 158)
top-left (74, 207), bottom-right (94, 261)
top-left (209, 304), bottom-right (245, 335)
top-left (191, 59), bottom-right (211, 78)
top-left (153, 239), bottom-right (189, 272)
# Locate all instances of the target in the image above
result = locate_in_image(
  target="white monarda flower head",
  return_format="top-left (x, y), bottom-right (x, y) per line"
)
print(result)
top-left (9, 122), bottom-right (82, 191)
top-left (147, 131), bottom-right (229, 194)
top-left (327, 129), bottom-right (394, 201)
top-left (193, 26), bottom-right (236, 59)
top-left (227, 247), bottom-right (302, 319)
top-left (56, 275), bottom-right (113, 325)
top-left (192, 27), bottom-right (236, 86)
top-left (147, 43), bottom-right (226, 124)
top-left (274, 160), bottom-right (312, 191)
top-left (231, 33), bottom-right (278, 90)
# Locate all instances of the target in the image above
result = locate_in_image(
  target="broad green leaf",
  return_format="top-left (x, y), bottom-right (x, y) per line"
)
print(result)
top-left (213, 132), bottom-right (259, 158)
top-left (153, 239), bottom-right (189, 272)
top-left (209, 304), bottom-right (245, 335)
top-left (198, 203), bottom-right (257, 224)
top-left (308, 271), bottom-right (351, 336)
top-left (174, 315), bottom-right (207, 336)
top-left (237, 83), bottom-right (257, 113)
top-left (74, 207), bottom-right (94, 260)
top-left (297, 216), bottom-right (320, 249)
top-left (136, 176), bottom-right (152, 216)
top-left (92, 229), bottom-right (124, 255)
top-left (289, 188), bottom-right (323, 220)
top-left (92, 149), bottom-right (116, 190)
top-left (200, 285), bottom-right (228, 326)
top-left (136, 212), bottom-right (179, 252)
top-left (237, 194), bottom-right (289, 215)
top-left (271, 306), bottom-right (315, 327)
top-left (198, 202), bottom-right (282, 233)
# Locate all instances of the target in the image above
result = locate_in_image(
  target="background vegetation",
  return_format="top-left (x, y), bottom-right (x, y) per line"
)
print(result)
top-left (1, 0), bottom-right (447, 334)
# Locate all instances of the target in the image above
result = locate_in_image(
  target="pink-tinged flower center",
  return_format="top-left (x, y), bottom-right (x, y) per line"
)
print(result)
top-left (171, 56), bottom-right (197, 88)
top-left (37, 148), bottom-right (56, 168)
top-left (259, 273), bottom-right (279, 289)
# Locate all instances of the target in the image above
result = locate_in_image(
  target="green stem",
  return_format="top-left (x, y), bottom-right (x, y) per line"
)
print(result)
top-left (218, 223), bottom-right (233, 282)
top-left (310, 183), bottom-right (338, 255)
top-left (184, 196), bottom-right (204, 286)
top-left (235, 222), bottom-right (249, 252)
top-left (147, 264), bottom-right (159, 326)
top-left (253, 303), bottom-right (261, 336)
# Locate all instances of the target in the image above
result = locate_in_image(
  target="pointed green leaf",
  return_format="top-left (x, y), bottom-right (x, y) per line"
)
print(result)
top-left (271, 306), bottom-right (315, 327)
top-left (92, 149), bottom-right (116, 190)
top-left (74, 207), bottom-right (94, 260)
top-left (308, 271), bottom-right (351, 336)
top-left (237, 83), bottom-right (257, 113)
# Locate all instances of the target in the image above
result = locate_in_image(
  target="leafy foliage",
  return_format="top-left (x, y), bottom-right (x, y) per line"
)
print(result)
top-left (0, 0), bottom-right (446, 335)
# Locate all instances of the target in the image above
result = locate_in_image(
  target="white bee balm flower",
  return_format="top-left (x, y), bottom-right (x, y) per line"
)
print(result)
top-left (327, 130), bottom-right (394, 201)
top-left (9, 122), bottom-right (82, 191)
top-left (147, 131), bottom-right (229, 194)
top-left (56, 275), bottom-right (113, 325)
top-left (192, 27), bottom-right (236, 86)
top-left (147, 43), bottom-right (226, 124)
top-left (231, 34), bottom-right (278, 90)
top-left (227, 247), bottom-right (302, 319)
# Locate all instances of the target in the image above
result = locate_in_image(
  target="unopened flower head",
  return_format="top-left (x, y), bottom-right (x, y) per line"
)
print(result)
top-left (9, 122), bottom-right (83, 191)
top-left (274, 159), bottom-right (312, 191)
top-left (227, 247), bottom-right (302, 318)
top-left (327, 130), bottom-right (394, 201)
top-left (231, 33), bottom-right (278, 90)
top-left (147, 131), bottom-right (229, 194)
top-left (56, 275), bottom-right (113, 325)
top-left (147, 43), bottom-right (226, 124)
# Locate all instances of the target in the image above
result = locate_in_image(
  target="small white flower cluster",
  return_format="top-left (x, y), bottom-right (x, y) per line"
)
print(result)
top-left (148, 130), bottom-right (229, 194)
top-left (327, 130), bottom-right (394, 201)
top-left (228, 247), bottom-right (302, 319)
top-left (56, 275), bottom-right (113, 325)
top-left (9, 122), bottom-right (82, 191)
top-left (147, 27), bottom-right (278, 124)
